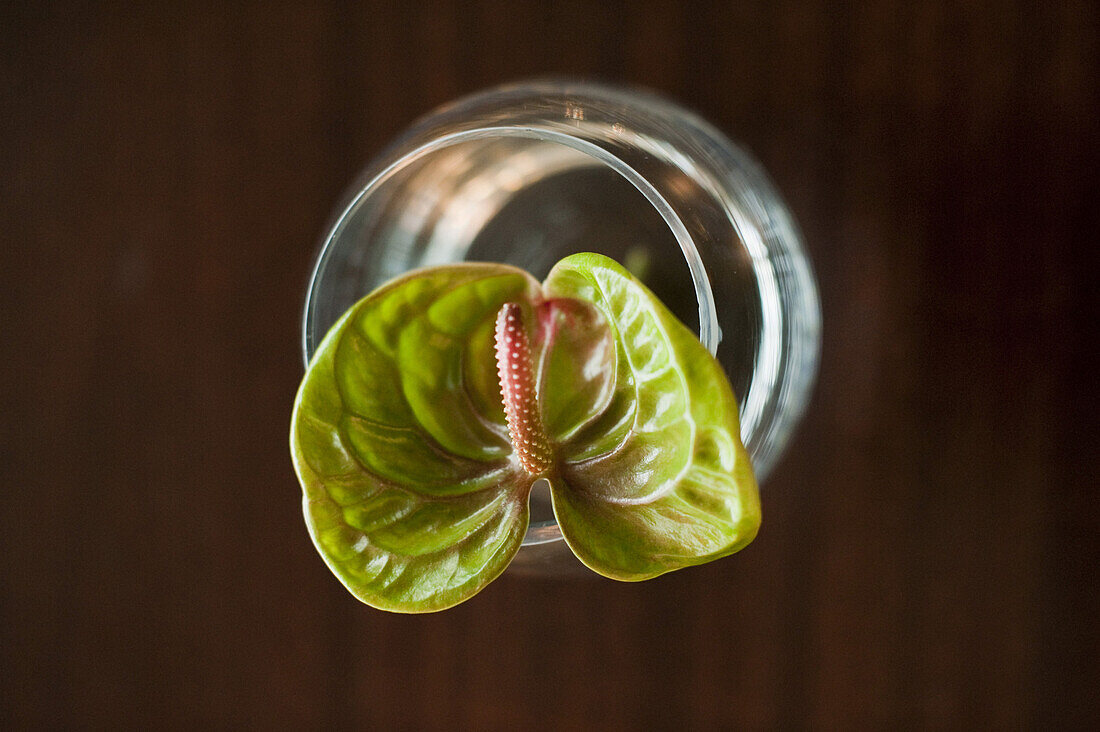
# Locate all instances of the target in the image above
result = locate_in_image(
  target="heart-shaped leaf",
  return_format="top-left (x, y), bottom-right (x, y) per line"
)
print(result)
top-left (291, 254), bottom-right (760, 612)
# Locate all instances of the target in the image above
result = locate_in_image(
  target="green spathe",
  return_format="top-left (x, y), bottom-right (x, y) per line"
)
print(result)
top-left (290, 253), bottom-right (760, 612)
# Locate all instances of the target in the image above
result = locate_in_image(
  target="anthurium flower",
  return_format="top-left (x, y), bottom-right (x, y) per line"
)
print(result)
top-left (291, 253), bottom-right (760, 612)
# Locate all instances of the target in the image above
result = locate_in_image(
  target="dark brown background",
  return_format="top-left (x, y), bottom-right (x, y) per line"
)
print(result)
top-left (2, 1), bottom-right (1096, 728)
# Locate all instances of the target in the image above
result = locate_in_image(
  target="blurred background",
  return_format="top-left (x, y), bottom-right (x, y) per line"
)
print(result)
top-left (2, 1), bottom-right (1095, 728)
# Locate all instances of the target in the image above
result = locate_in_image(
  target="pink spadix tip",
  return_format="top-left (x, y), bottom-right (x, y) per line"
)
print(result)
top-left (495, 302), bottom-right (552, 476)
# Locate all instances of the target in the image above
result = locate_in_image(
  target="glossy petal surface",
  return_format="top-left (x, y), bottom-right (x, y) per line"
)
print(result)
top-left (292, 253), bottom-right (761, 610)
top-left (542, 254), bottom-right (761, 580)
top-left (290, 264), bottom-right (541, 612)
